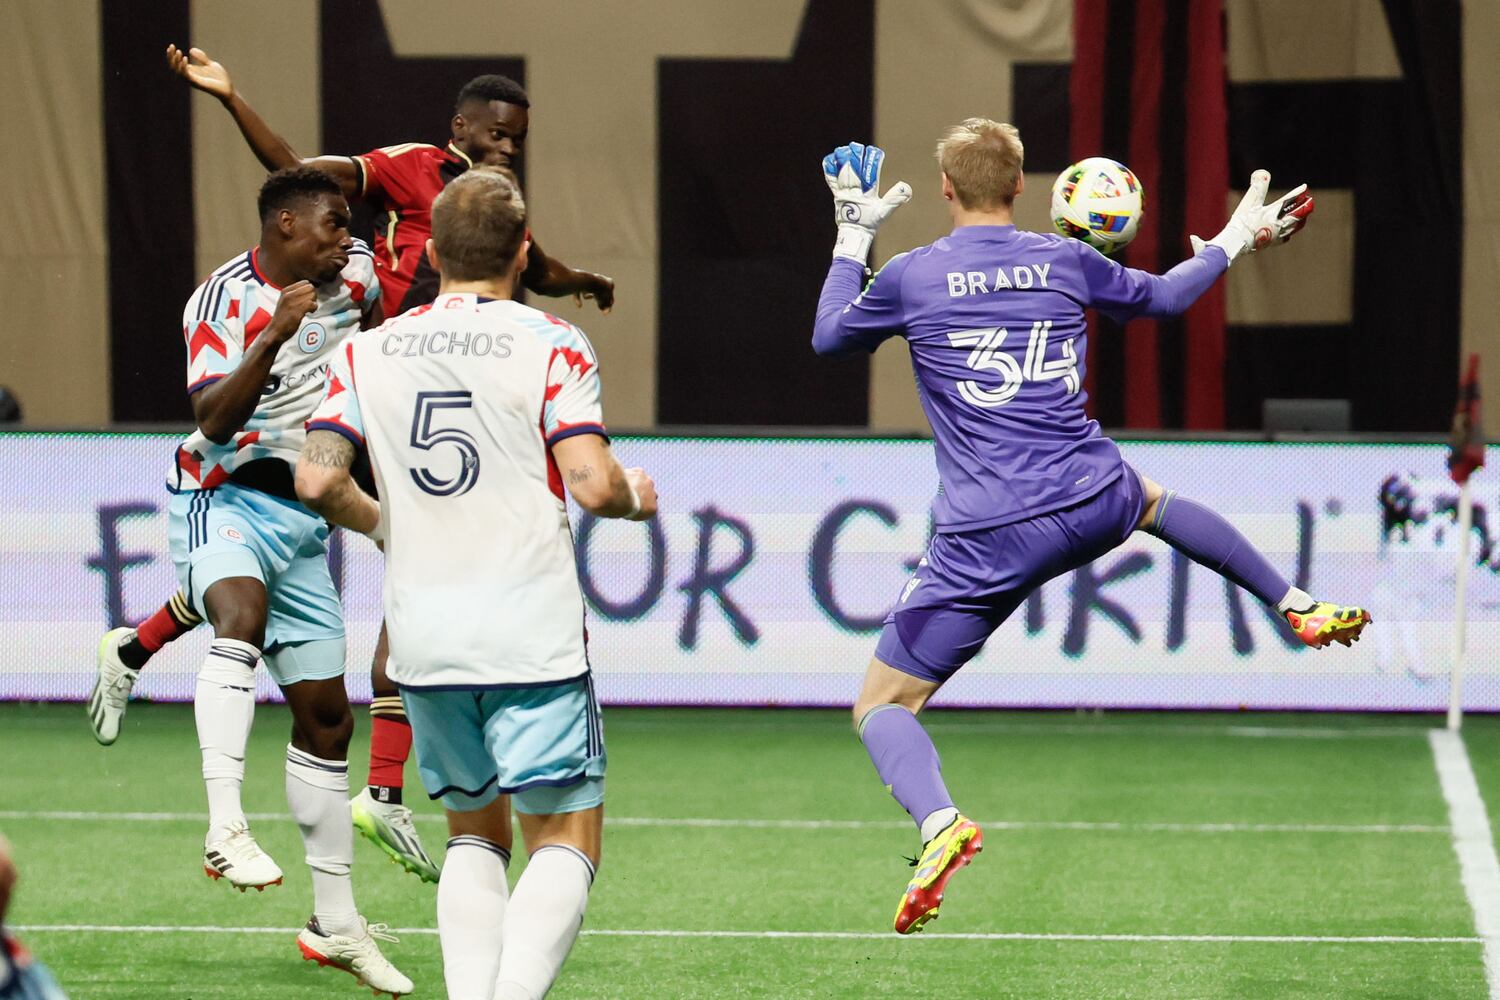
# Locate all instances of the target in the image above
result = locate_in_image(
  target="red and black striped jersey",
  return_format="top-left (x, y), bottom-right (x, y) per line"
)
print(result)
top-left (353, 141), bottom-right (469, 311)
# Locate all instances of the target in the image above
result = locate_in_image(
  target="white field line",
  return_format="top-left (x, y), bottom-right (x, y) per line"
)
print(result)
top-left (914, 723), bottom-right (1427, 740)
top-left (1430, 729), bottom-right (1500, 999)
top-left (0, 810), bottom-right (1445, 835)
top-left (9, 924), bottom-right (1480, 945)
top-left (611, 719), bottom-right (1431, 740)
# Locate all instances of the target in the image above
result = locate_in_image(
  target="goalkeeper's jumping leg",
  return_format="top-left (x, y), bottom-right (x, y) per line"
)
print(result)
top-left (854, 661), bottom-right (982, 934)
top-left (1135, 472), bottom-right (1371, 648)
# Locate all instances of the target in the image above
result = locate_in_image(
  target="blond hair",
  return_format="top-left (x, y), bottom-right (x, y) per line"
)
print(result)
top-left (430, 166), bottom-right (528, 281)
top-left (935, 118), bottom-right (1025, 210)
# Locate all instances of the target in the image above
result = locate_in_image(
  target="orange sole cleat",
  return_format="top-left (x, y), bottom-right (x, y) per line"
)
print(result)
top-left (1286, 603), bottom-right (1372, 649)
top-left (893, 817), bottom-right (984, 934)
top-left (298, 939), bottom-right (405, 998)
top-left (204, 865), bottom-right (282, 892)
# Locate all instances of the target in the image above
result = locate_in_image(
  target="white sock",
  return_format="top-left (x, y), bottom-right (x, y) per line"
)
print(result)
top-left (494, 844), bottom-right (594, 1000)
top-left (1276, 586), bottom-right (1316, 614)
top-left (195, 638), bottom-right (258, 840)
top-left (439, 836), bottom-right (511, 1000)
top-left (285, 745), bottom-right (359, 937)
top-left (920, 807), bottom-right (960, 844)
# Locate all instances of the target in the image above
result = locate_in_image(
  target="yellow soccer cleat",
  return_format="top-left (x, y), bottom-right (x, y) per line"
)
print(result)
top-left (1285, 602), bottom-right (1372, 649)
top-left (350, 788), bottom-right (440, 883)
top-left (893, 814), bottom-right (983, 934)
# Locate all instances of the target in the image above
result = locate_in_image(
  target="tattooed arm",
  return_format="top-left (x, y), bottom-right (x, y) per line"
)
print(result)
top-left (295, 429), bottom-right (383, 536)
top-left (550, 433), bottom-right (658, 521)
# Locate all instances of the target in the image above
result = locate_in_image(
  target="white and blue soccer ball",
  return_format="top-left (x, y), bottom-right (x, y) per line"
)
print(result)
top-left (1050, 157), bottom-right (1145, 257)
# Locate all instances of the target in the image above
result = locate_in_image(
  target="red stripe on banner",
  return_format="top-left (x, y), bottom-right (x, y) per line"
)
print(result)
top-left (1070, 0), bottom-right (1109, 415)
top-left (1122, 0), bottom-right (1165, 428)
top-left (1182, 0), bottom-right (1228, 428)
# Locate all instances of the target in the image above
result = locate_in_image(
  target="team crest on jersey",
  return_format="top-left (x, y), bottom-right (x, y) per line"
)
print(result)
top-left (298, 322), bottom-right (327, 354)
top-left (218, 525), bottom-right (247, 544)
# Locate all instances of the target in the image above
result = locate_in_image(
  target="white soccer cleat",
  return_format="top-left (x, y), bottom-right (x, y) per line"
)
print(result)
top-left (88, 627), bottom-right (140, 745)
top-left (298, 917), bottom-right (414, 997)
top-left (350, 787), bottom-right (440, 883)
top-left (203, 822), bottom-right (284, 891)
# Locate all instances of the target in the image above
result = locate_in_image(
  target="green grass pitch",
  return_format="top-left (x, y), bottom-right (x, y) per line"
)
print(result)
top-left (5, 703), bottom-right (1500, 998)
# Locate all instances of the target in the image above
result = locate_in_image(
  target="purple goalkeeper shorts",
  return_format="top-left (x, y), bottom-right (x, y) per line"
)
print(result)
top-left (875, 465), bottom-right (1146, 683)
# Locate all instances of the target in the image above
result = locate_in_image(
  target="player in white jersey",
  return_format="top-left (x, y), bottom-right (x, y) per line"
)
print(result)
top-left (164, 167), bottom-right (410, 995)
top-left (297, 167), bottom-right (657, 1000)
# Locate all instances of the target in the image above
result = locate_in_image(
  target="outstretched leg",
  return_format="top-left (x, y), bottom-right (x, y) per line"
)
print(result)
top-left (1135, 473), bottom-right (1370, 647)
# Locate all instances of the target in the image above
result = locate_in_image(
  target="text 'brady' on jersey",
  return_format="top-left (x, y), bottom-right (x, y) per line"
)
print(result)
top-left (308, 293), bottom-right (606, 688)
top-left (169, 242), bottom-right (380, 492)
top-left (812, 225), bottom-right (1227, 532)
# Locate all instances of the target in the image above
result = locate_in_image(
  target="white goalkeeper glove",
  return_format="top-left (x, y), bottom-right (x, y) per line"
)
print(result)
top-left (1190, 169), bottom-right (1314, 265)
top-left (823, 142), bottom-right (912, 262)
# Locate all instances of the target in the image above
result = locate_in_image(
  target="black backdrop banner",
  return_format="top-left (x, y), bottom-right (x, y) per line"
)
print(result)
top-left (100, 0), bottom-right (1464, 433)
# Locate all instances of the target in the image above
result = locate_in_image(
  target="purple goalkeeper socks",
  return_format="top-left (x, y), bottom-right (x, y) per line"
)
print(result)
top-left (859, 704), bottom-right (955, 832)
top-left (1146, 492), bottom-right (1289, 607)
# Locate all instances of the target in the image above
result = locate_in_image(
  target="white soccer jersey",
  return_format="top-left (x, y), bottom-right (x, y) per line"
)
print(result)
top-left (168, 242), bottom-right (380, 492)
top-left (309, 292), bottom-right (606, 688)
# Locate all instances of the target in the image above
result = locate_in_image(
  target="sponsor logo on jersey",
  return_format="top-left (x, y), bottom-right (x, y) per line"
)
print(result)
top-left (263, 365), bottom-right (331, 396)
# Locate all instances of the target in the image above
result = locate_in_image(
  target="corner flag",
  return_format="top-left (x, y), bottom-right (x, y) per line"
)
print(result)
top-left (1446, 353), bottom-right (1485, 729)
top-left (1448, 353), bottom-right (1484, 485)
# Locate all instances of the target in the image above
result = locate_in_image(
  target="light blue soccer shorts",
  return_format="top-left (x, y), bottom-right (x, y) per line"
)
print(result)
top-left (401, 675), bottom-right (606, 815)
top-left (167, 482), bottom-right (345, 685)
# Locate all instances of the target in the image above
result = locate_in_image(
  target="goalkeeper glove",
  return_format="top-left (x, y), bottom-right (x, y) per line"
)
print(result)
top-left (823, 142), bottom-right (912, 262)
top-left (1191, 170), bottom-right (1314, 265)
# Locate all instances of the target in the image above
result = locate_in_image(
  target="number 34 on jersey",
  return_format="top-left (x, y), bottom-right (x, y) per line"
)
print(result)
top-left (947, 320), bottom-right (1080, 409)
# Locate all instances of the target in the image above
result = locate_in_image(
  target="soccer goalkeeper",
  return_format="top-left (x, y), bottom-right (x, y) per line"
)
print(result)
top-left (812, 119), bottom-right (1367, 935)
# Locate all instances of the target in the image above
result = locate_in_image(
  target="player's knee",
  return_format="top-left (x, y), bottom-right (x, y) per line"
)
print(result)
top-left (853, 698), bottom-right (917, 734)
top-left (315, 710), bottom-right (354, 759)
top-left (1134, 474), bottom-right (1167, 531)
top-left (211, 608), bottom-right (266, 649)
top-left (294, 703), bottom-right (353, 760)
top-left (203, 583), bottom-right (268, 647)
top-left (851, 701), bottom-right (880, 732)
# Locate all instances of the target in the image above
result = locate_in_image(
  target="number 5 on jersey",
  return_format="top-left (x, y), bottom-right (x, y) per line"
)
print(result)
top-left (948, 321), bottom-right (1080, 409)
top-left (410, 391), bottom-right (480, 497)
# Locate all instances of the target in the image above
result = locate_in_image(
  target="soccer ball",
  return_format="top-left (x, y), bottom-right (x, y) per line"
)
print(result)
top-left (1050, 157), bottom-right (1145, 257)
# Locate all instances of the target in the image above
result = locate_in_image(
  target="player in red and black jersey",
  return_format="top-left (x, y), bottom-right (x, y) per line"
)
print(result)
top-left (166, 45), bottom-right (614, 315)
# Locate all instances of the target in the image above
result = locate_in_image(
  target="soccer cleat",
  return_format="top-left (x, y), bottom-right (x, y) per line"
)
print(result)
top-left (88, 627), bottom-right (140, 745)
top-left (1285, 602), bottom-right (1372, 649)
top-left (893, 814), bottom-right (984, 934)
top-left (351, 788), bottom-right (440, 883)
top-left (203, 822), bottom-right (284, 891)
top-left (298, 916), bottom-right (414, 998)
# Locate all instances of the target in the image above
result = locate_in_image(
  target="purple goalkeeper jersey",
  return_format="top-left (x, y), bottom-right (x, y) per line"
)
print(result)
top-left (814, 225), bottom-right (1228, 532)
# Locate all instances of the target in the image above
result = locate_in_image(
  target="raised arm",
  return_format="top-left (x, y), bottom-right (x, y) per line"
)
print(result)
top-left (1083, 170), bottom-right (1314, 323)
top-left (166, 45), bottom-right (361, 198)
top-left (521, 238), bottom-right (615, 312)
top-left (812, 143), bottom-right (912, 356)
